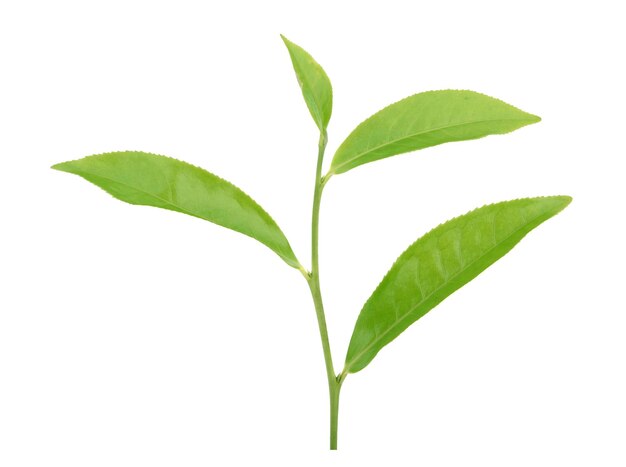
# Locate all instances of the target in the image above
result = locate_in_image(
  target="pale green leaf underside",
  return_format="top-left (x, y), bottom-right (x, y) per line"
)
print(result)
top-left (52, 151), bottom-right (300, 268)
top-left (344, 196), bottom-right (571, 373)
top-left (281, 35), bottom-right (332, 131)
top-left (330, 90), bottom-right (541, 175)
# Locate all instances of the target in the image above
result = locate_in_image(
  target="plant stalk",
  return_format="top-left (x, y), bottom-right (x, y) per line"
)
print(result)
top-left (304, 130), bottom-right (343, 450)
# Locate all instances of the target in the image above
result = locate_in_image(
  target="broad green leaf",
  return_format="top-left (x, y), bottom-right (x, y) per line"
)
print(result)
top-left (281, 35), bottom-right (332, 131)
top-left (330, 90), bottom-right (540, 175)
top-left (344, 196), bottom-right (571, 373)
top-left (52, 151), bottom-right (301, 268)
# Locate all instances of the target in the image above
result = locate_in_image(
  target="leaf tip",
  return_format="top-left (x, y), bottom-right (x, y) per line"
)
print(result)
top-left (279, 34), bottom-right (292, 47)
top-left (536, 195), bottom-right (572, 220)
top-left (557, 195), bottom-right (573, 208)
top-left (51, 161), bottom-right (70, 172)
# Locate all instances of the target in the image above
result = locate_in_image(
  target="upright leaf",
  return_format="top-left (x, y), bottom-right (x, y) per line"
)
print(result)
top-left (281, 35), bottom-right (333, 131)
top-left (330, 90), bottom-right (540, 175)
top-left (52, 151), bottom-right (301, 268)
top-left (344, 196), bottom-right (571, 373)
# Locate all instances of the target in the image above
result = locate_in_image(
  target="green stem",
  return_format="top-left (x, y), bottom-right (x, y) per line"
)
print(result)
top-left (304, 130), bottom-right (344, 450)
top-left (329, 379), bottom-right (340, 449)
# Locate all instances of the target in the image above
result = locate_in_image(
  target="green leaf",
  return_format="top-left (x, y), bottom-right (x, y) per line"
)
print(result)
top-left (330, 90), bottom-right (541, 175)
top-left (52, 151), bottom-right (301, 268)
top-left (344, 196), bottom-right (571, 373)
top-left (281, 35), bottom-right (333, 131)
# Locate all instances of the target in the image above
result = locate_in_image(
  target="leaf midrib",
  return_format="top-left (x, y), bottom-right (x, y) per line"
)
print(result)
top-left (82, 170), bottom-right (212, 221)
top-left (333, 117), bottom-right (534, 173)
top-left (294, 55), bottom-right (323, 127)
top-left (345, 210), bottom-right (543, 372)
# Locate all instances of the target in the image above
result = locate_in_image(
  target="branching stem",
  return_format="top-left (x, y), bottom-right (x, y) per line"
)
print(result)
top-left (304, 130), bottom-right (345, 450)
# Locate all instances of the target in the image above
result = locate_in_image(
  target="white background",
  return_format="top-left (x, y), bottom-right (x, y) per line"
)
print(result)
top-left (1, 0), bottom-right (624, 465)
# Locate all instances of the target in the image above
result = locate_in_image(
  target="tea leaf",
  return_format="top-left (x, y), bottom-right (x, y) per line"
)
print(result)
top-left (344, 196), bottom-right (571, 373)
top-left (330, 90), bottom-right (540, 175)
top-left (52, 151), bottom-right (301, 268)
top-left (281, 35), bottom-right (332, 131)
